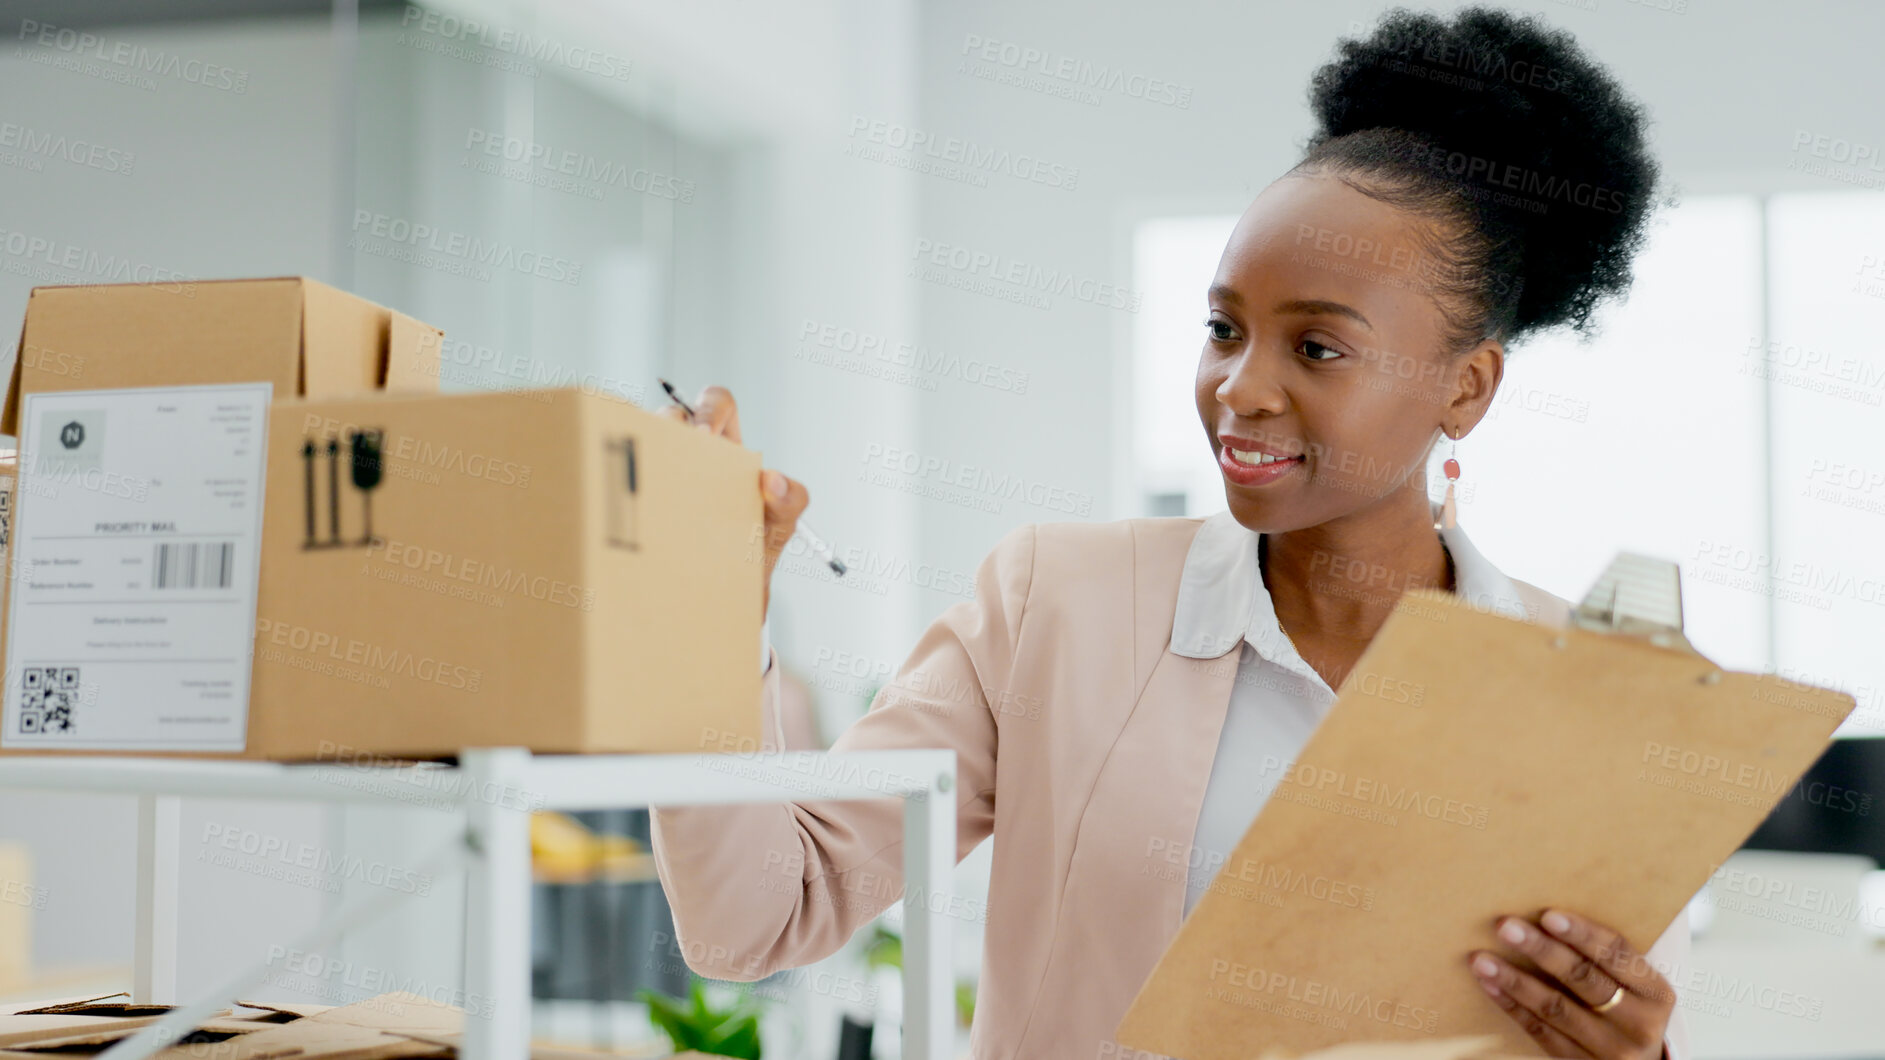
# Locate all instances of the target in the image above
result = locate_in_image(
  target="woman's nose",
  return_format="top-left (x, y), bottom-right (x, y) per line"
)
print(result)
top-left (1216, 349), bottom-right (1288, 417)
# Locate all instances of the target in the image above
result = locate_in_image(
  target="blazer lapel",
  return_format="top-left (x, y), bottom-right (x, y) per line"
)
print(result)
top-left (1048, 640), bottom-right (1240, 1014)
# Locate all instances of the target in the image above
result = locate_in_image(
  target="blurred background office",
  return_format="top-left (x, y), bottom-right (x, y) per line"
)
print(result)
top-left (0, 0), bottom-right (1881, 1057)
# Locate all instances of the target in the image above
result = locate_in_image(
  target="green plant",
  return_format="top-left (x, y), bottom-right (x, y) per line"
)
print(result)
top-left (863, 924), bottom-right (903, 972)
top-left (636, 979), bottom-right (763, 1059)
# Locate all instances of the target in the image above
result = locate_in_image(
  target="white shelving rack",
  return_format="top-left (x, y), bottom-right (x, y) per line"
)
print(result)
top-left (0, 748), bottom-right (958, 1060)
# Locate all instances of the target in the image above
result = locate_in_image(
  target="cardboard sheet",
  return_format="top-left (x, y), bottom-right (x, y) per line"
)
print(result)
top-left (0, 995), bottom-right (193, 1048)
top-left (232, 1001), bottom-right (336, 1021)
top-left (1117, 589), bottom-right (1856, 1058)
top-left (0, 993), bottom-right (684, 1060)
top-left (153, 993), bottom-right (460, 1060)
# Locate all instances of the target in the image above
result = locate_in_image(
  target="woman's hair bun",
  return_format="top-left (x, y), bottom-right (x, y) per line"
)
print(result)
top-left (1301, 6), bottom-right (1662, 345)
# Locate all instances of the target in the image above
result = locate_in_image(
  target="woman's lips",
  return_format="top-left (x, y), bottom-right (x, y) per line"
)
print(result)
top-left (1217, 443), bottom-right (1304, 486)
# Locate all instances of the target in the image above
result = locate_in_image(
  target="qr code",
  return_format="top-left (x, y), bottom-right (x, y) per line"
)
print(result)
top-left (18, 667), bottom-right (79, 735)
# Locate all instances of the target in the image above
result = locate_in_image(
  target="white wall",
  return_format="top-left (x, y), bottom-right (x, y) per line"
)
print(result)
top-left (907, 0), bottom-right (1885, 593)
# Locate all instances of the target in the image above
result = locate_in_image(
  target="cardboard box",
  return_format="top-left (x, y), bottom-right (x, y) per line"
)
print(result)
top-left (0, 278), bottom-right (442, 437)
top-left (2, 386), bottom-right (760, 759)
top-left (244, 387), bottom-right (762, 759)
top-left (0, 280), bottom-right (760, 759)
top-left (0, 279), bottom-right (441, 745)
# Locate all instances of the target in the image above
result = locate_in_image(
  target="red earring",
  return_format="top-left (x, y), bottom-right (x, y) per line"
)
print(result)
top-left (1435, 431), bottom-right (1460, 531)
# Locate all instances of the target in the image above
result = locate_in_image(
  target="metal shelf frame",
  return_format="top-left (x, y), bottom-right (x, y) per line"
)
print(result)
top-left (0, 748), bottom-right (958, 1060)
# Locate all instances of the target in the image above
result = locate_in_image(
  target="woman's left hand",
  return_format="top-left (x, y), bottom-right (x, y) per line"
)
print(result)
top-left (1468, 908), bottom-right (1675, 1059)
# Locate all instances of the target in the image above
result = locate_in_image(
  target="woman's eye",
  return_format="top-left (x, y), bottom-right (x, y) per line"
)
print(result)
top-left (1204, 318), bottom-right (1239, 343)
top-left (1299, 339), bottom-right (1344, 361)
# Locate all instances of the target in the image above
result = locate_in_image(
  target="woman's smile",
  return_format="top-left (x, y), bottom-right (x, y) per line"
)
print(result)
top-left (1216, 433), bottom-right (1306, 487)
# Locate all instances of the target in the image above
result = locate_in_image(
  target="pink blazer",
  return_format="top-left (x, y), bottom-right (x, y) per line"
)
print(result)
top-left (651, 517), bottom-right (1692, 1058)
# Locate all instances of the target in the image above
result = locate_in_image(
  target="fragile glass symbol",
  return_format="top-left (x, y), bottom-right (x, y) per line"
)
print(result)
top-left (300, 428), bottom-right (386, 549)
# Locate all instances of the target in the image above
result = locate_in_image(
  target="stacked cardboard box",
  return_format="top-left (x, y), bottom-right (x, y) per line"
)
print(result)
top-left (0, 279), bottom-right (761, 760)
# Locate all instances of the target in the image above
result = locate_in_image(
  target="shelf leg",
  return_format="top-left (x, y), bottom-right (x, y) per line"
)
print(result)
top-left (901, 755), bottom-right (956, 1060)
top-left (461, 749), bottom-right (533, 1060)
top-left (133, 794), bottom-right (181, 1004)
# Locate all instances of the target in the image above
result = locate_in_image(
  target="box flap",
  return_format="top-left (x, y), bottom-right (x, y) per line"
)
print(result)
top-left (301, 279), bottom-right (385, 399)
top-left (385, 312), bottom-right (442, 393)
top-left (147, 1025), bottom-right (444, 1060)
top-left (1, 996), bottom-right (130, 1017)
top-left (3, 289), bottom-right (44, 437)
top-left (154, 994), bottom-right (460, 1060)
top-left (6, 281), bottom-right (303, 418)
top-left (232, 1002), bottom-right (331, 1021)
top-left (2, 279), bottom-right (444, 434)
top-left (0, 1001), bottom-right (247, 1051)
top-left (308, 995), bottom-right (461, 1035)
top-left (0, 329), bottom-right (21, 437)
top-left (12, 1001), bottom-right (170, 1017)
top-left (0, 1013), bottom-right (165, 1048)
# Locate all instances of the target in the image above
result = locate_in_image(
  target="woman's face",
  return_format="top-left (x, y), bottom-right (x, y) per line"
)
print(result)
top-left (1195, 173), bottom-right (1500, 534)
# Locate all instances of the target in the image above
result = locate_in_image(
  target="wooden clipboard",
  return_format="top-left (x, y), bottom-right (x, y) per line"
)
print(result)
top-left (1117, 554), bottom-right (1858, 1058)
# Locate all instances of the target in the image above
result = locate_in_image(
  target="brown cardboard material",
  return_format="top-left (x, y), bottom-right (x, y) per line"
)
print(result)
top-left (4, 386), bottom-right (763, 758)
top-left (0, 280), bottom-right (759, 759)
top-left (0, 995), bottom-right (694, 1060)
top-left (0, 997), bottom-right (217, 1048)
top-left (0, 278), bottom-right (442, 436)
top-left (0, 997), bottom-right (283, 1051)
top-left (232, 1001), bottom-right (336, 1021)
top-left (177, 993), bottom-right (461, 1060)
top-left (238, 387), bottom-right (763, 759)
top-left (0, 451), bottom-right (12, 726)
top-left (1117, 589), bottom-right (1857, 1058)
top-left (0, 450), bottom-right (12, 569)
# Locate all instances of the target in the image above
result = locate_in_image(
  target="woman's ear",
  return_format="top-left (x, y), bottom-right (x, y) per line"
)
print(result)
top-left (1445, 338), bottom-right (1505, 436)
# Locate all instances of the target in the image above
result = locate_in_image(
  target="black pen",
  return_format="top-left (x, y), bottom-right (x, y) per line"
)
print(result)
top-left (659, 378), bottom-right (847, 577)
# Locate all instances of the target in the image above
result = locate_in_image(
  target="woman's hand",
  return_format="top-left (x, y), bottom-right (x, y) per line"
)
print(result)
top-left (659, 385), bottom-right (808, 621)
top-left (1468, 908), bottom-right (1675, 1059)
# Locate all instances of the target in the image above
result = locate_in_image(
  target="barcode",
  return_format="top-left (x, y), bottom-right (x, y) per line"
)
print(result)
top-left (19, 666), bottom-right (79, 735)
top-left (153, 541), bottom-right (235, 589)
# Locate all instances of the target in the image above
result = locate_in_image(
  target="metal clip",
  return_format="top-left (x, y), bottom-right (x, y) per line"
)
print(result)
top-left (1569, 552), bottom-right (1704, 658)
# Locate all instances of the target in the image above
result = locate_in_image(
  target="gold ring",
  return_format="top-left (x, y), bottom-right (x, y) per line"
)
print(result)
top-left (1592, 985), bottom-right (1626, 1014)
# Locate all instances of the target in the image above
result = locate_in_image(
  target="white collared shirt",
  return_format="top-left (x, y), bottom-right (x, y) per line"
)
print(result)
top-left (1175, 504), bottom-right (1531, 914)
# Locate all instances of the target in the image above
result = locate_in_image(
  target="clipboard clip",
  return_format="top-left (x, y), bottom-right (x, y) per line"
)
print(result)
top-left (1569, 552), bottom-right (1704, 657)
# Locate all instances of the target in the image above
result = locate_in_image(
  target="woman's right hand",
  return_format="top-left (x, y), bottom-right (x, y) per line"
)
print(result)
top-left (660, 385), bottom-right (809, 621)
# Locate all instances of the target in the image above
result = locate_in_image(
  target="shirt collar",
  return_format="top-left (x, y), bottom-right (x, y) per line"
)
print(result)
top-left (1170, 502), bottom-right (1531, 662)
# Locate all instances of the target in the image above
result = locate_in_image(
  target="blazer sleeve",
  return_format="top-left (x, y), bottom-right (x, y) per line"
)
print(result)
top-left (649, 522), bottom-right (1036, 981)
